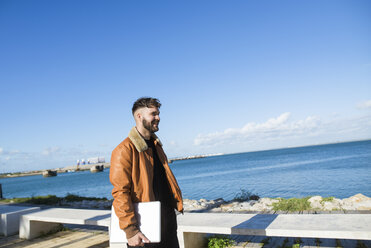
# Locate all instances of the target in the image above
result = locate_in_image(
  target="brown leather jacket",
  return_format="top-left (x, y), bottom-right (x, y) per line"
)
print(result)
top-left (110, 127), bottom-right (183, 239)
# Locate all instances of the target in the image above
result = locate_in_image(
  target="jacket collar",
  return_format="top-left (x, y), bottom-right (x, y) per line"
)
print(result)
top-left (128, 127), bottom-right (163, 153)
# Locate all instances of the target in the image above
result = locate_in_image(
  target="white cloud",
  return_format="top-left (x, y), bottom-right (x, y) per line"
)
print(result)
top-left (42, 146), bottom-right (61, 156)
top-left (0, 148), bottom-right (20, 156)
top-left (357, 100), bottom-right (371, 109)
top-left (194, 112), bottom-right (320, 147)
top-left (0, 145), bottom-right (113, 173)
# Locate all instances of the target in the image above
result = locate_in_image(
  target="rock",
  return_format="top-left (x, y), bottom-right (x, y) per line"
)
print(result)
top-left (308, 196), bottom-right (323, 209)
top-left (259, 198), bottom-right (279, 206)
top-left (220, 203), bottom-right (236, 212)
top-left (322, 201), bottom-right (337, 211)
top-left (232, 202), bottom-right (253, 211)
top-left (355, 200), bottom-right (371, 210)
top-left (347, 193), bottom-right (371, 203)
top-left (341, 200), bottom-right (355, 210)
top-left (183, 198), bottom-right (225, 211)
top-left (250, 203), bottom-right (266, 211)
top-left (218, 198), bottom-right (280, 212)
top-left (339, 194), bottom-right (371, 210)
top-left (343, 194), bottom-right (371, 210)
top-left (331, 198), bottom-right (343, 210)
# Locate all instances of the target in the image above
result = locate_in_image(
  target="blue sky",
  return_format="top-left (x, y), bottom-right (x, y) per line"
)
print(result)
top-left (0, 0), bottom-right (370, 173)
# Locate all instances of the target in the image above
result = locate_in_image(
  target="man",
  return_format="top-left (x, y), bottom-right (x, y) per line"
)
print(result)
top-left (110, 97), bottom-right (183, 248)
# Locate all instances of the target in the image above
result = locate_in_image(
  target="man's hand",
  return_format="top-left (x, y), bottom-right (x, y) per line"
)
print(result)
top-left (127, 231), bottom-right (150, 246)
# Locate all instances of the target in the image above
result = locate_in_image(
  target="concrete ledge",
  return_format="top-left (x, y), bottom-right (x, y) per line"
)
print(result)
top-left (0, 205), bottom-right (40, 236)
top-left (16, 208), bottom-right (371, 248)
top-left (19, 208), bottom-right (110, 239)
top-left (177, 213), bottom-right (371, 248)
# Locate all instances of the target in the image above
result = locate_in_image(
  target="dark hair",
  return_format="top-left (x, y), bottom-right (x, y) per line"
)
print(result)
top-left (132, 97), bottom-right (161, 115)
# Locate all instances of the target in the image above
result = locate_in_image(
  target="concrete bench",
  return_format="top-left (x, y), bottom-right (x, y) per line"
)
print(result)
top-left (177, 213), bottom-right (371, 248)
top-left (18, 209), bottom-right (371, 248)
top-left (19, 208), bottom-right (110, 239)
top-left (0, 205), bottom-right (40, 236)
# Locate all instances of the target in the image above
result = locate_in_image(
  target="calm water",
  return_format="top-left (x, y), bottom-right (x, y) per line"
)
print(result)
top-left (1, 140), bottom-right (370, 201)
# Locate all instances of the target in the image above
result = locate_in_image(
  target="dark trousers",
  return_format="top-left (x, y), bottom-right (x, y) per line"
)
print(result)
top-left (128, 204), bottom-right (179, 248)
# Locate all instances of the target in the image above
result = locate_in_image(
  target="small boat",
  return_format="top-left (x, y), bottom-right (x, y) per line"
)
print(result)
top-left (42, 170), bottom-right (57, 177)
top-left (90, 165), bottom-right (104, 173)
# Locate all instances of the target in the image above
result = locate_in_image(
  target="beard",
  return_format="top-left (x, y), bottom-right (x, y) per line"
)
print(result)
top-left (142, 118), bottom-right (159, 133)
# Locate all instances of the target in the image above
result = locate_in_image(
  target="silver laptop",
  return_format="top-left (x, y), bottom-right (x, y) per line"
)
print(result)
top-left (110, 201), bottom-right (161, 247)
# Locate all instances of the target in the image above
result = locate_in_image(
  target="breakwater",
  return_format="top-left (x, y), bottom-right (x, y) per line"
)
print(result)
top-left (4, 193), bottom-right (370, 213)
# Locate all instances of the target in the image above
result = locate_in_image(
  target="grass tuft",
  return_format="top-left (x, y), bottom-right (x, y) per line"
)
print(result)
top-left (272, 197), bottom-right (311, 212)
top-left (356, 240), bottom-right (367, 248)
top-left (335, 239), bottom-right (343, 248)
top-left (64, 194), bottom-right (107, 202)
top-left (0, 194), bottom-right (109, 205)
top-left (208, 235), bottom-right (235, 248)
top-left (320, 196), bottom-right (334, 204)
top-left (315, 238), bottom-right (322, 247)
top-left (260, 237), bottom-right (271, 247)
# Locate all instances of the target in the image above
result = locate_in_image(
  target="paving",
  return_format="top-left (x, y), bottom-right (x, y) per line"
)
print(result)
top-left (230, 235), bottom-right (371, 247)
top-left (0, 226), bottom-right (109, 248)
top-left (1, 229), bottom-right (371, 248)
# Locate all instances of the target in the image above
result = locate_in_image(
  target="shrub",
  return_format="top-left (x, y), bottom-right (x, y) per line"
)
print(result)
top-left (208, 235), bottom-right (235, 248)
top-left (28, 195), bottom-right (61, 205)
top-left (64, 194), bottom-right (107, 202)
top-left (233, 189), bottom-right (260, 202)
top-left (272, 197), bottom-right (311, 212)
top-left (0, 195), bottom-right (61, 205)
top-left (321, 196), bottom-right (334, 204)
top-left (0, 194), bottom-right (108, 205)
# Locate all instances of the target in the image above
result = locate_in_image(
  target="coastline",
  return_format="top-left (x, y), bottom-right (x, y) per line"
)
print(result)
top-left (0, 153), bottom-right (215, 178)
top-left (0, 163), bottom-right (111, 178)
top-left (3, 193), bottom-right (370, 213)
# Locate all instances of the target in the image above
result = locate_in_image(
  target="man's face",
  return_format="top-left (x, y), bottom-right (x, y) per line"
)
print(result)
top-left (141, 107), bottom-right (160, 133)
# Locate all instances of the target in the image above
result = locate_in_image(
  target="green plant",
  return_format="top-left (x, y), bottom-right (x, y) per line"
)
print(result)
top-left (335, 239), bottom-right (343, 248)
top-left (272, 197), bottom-right (311, 212)
top-left (28, 195), bottom-right (61, 205)
top-left (233, 189), bottom-right (260, 202)
top-left (260, 237), bottom-right (270, 247)
top-left (0, 194), bottom-right (109, 205)
top-left (277, 237), bottom-right (290, 248)
top-left (64, 193), bottom-right (107, 202)
top-left (356, 240), bottom-right (367, 248)
top-left (315, 238), bottom-right (322, 247)
top-left (0, 195), bottom-right (61, 205)
top-left (208, 235), bottom-right (235, 248)
top-left (294, 237), bottom-right (302, 243)
top-left (320, 196), bottom-right (334, 204)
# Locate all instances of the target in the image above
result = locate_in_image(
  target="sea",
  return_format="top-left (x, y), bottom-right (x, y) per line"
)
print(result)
top-left (1, 140), bottom-right (370, 201)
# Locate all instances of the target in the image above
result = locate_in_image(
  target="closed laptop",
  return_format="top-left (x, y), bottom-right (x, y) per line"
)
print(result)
top-left (110, 201), bottom-right (161, 246)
